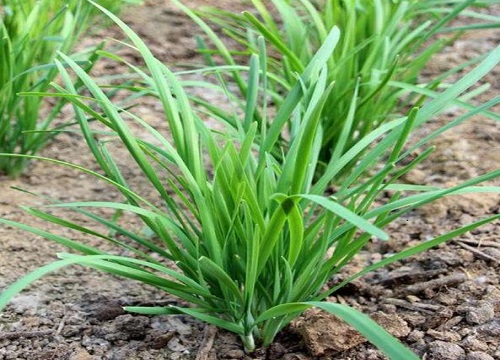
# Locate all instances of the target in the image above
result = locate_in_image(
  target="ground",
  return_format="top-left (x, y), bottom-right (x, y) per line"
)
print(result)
top-left (0, 1), bottom-right (499, 359)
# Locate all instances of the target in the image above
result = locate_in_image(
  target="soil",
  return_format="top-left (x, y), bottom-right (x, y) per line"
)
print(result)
top-left (1, 1), bottom-right (499, 359)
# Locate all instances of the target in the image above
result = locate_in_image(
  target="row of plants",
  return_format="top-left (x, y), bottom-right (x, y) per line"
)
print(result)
top-left (0, 0), bottom-right (499, 358)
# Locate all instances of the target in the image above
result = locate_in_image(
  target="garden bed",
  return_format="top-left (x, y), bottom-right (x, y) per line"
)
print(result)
top-left (0, 1), bottom-right (499, 359)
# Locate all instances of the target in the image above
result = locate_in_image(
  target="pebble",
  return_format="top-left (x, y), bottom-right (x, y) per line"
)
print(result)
top-left (458, 328), bottom-right (472, 337)
top-left (293, 310), bottom-right (366, 355)
top-left (425, 307), bottom-right (454, 329)
top-left (426, 329), bottom-right (461, 342)
top-left (380, 304), bottom-right (397, 314)
top-left (402, 313), bottom-right (427, 326)
top-left (114, 314), bottom-right (150, 340)
top-left (426, 340), bottom-right (466, 360)
top-left (436, 293), bottom-right (458, 306)
top-left (70, 349), bottom-right (93, 360)
top-left (461, 336), bottom-right (489, 352)
top-left (439, 316), bottom-right (464, 330)
top-left (466, 352), bottom-right (494, 360)
top-left (465, 302), bottom-right (495, 325)
top-left (223, 349), bottom-right (246, 358)
top-left (477, 320), bottom-right (500, 337)
top-left (407, 330), bottom-right (424, 343)
top-left (61, 325), bottom-right (83, 338)
top-left (371, 312), bottom-right (411, 338)
top-left (167, 337), bottom-right (188, 353)
top-left (90, 301), bottom-right (124, 321)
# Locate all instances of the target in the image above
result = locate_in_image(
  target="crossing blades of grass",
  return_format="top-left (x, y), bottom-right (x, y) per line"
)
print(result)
top-left (0, 0), bottom-right (140, 177)
top-left (198, 0), bottom-right (500, 178)
top-left (0, 2), bottom-right (499, 358)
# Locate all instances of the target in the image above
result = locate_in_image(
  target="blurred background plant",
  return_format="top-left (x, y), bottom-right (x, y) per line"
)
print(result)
top-left (199, 0), bottom-right (500, 177)
top-left (0, 0), bottom-right (141, 178)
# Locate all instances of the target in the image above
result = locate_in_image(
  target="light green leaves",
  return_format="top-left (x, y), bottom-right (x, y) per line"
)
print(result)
top-left (0, 0), bottom-right (137, 177)
top-left (301, 195), bottom-right (388, 240)
top-left (0, 0), bottom-right (499, 357)
top-left (202, 0), bottom-right (500, 178)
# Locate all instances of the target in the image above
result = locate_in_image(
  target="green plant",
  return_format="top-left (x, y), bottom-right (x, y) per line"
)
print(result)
top-left (90, 0), bottom-right (144, 15)
top-left (0, 0), bottom-right (141, 177)
top-left (199, 0), bottom-right (500, 176)
top-left (1, 2), bottom-right (499, 358)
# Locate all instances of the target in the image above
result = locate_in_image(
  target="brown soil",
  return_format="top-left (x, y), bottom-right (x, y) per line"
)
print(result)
top-left (1, 1), bottom-right (499, 359)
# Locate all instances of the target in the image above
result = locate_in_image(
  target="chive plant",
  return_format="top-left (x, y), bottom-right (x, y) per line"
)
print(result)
top-left (199, 0), bottom-right (500, 176)
top-left (0, 0), bottom-right (140, 177)
top-left (1, 2), bottom-right (500, 358)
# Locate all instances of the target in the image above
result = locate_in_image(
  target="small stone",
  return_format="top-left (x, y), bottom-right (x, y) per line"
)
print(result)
top-left (167, 337), bottom-right (187, 353)
top-left (61, 326), bottom-right (82, 338)
top-left (426, 340), bottom-right (466, 360)
top-left (458, 249), bottom-right (474, 262)
top-left (114, 314), bottom-right (150, 340)
top-left (90, 301), bottom-right (124, 321)
top-left (380, 304), bottom-right (397, 314)
top-left (402, 313), bottom-right (426, 327)
top-left (459, 328), bottom-right (473, 338)
top-left (70, 349), bottom-right (93, 360)
top-left (407, 330), bottom-right (424, 343)
top-left (476, 320), bottom-right (500, 337)
top-left (293, 309), bottom-right (365, 355)
top-left (466, 352), bottom-right (494, 360)
top-left (267, 342), bottom-right (286, 359)
top-left (438, 316), bottom-right (463, 331)
top-left (485, 289), bottom-right (500, 313)
top-left (406, 295), bottom-right (420, 303)
top-left (465, 303), bottom-right (495, 325)
top-left (223, 349), bottom-right (246, 358)
top-left (371, 253), bottom-right (382, 262)
top-left (371, 312), bottom-right (411, 338)
top-left (435, 293), bottom-right (458, 306)
top-left (148, 331), bottom-right (175, 350)
top-left (425, 308), bottom-right (454, 330)
top-left (10, 295), bottom-right (41, 315)
top-left (404, 169), bottom-right (427, 184)
top-left (426, 329), bottom-right (461, 342)
top-left (461, 336), bottom-right (489, 352)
